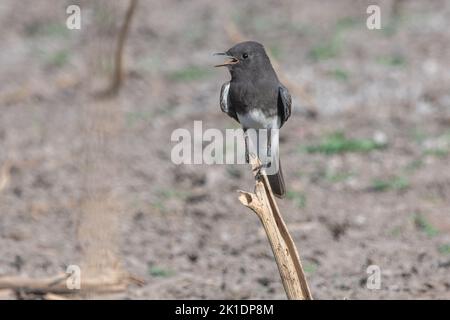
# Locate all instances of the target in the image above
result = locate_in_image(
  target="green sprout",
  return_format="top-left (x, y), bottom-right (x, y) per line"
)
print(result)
top-left (414, 213), bottom-right (439, 237)
top-left (302, 132), bottom-right (385, 155)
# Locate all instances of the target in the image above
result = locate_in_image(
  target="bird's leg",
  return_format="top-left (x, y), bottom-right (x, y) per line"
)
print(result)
top-left (244, 128), bottom-right (250, 164)
top-left (257, 128), bottom-right (272, 169)
top-left (253, 162), bottom-right (264, 182)
top-left (267, 128), bottom-right (272, 158)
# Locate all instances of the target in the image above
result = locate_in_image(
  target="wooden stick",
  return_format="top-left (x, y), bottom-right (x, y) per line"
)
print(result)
top-left (0, 274), bottom-right (127, 294)
top-left (238, 155), bottom-right (312, 300)
top-left (104, 0), bottom-right (138, 96)
top-left (44, 293), bottom-right (69, 300)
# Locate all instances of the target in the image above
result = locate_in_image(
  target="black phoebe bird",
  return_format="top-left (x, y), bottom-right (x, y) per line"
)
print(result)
top-left (215, 41), bottom-right (292, 198)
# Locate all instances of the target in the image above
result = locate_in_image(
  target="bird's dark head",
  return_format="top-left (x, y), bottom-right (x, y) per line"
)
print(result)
top-left (214, 41), bottom-right (276, 80)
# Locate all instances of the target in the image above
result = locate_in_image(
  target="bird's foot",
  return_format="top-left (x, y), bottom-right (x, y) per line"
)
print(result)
top-left (252, 161), bottom-right (272, 181)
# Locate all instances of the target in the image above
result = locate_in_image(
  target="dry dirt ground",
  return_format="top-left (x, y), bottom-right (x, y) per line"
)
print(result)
top-left (1, 0), bottom-right (450, 299)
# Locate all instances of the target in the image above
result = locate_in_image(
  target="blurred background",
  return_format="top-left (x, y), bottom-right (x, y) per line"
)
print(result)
top-left (0, 0), bottom-right (449, 299)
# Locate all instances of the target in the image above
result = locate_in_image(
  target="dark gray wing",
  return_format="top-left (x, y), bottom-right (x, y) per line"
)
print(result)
top-left (277, 84), bottom-right (292, 128)
top-left (220, 82), bottom-right (239, 123)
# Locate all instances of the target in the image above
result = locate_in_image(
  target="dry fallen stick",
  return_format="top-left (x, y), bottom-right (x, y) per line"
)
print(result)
top-left (43, 293), bottom-right (70, 300)
top-left (238, 155), bottom-right (312, 300)
top-left (0, 274), bottom-right (129, 295)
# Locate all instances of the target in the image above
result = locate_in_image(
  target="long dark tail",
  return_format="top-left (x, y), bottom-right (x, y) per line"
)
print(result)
top-left (267, 159), bottom-right (285, 198)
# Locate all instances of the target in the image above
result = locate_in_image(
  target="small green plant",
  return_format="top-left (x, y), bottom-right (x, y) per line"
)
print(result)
top-left (26, 22), bottom-right (70, 38)
top-left (335, 17), bottom-right (358, 29)
top-left (302, 132), bottom-right (385, 155)
top-left (324, 170), bottom-right (354, 183)
top-left (404, 159), bottom-right (424, 172)
top-left (126, 111), bottom-right (153, 127)
top-left (47, 50), bottom-right (70, 68)
top-left (149, 265), bottom-right (175, 277)
top-left (159, 189), bottom-right (190, 200)
top-left (438, 244), bottom-right (450, 255)
top-left (414, 213), bottom-right (439, 237)
top-left (424, 148), bottom-right (449, 157)
top-left (168, 66), bottom-right (212, 82)
top-left (309, 17), bottom-right (358, 61)
top-left (151, 200), bottom-right (166, 212)
top-left (443, 131), bottom-right (450, 141)
top-left (377, 54), bottom-right (406, 67)
top-left (420, 130), bottom-right (450, 158)
top-left (382, 21), bottom-right (398, 37)
top-left (309, 42), bottom-right (339, 61)
top-left (330, 68), bottom-right (349, 81)
top-left (389, 226), bottom-right (402, 237)
top-left (410, 128), bottom-right (427, 144)
top-left (371, 176), bottom-right (409, 192)
top-left (303, 262), bottom-right (318, 274)
top-left (286, 191), bottom-right (307, 209)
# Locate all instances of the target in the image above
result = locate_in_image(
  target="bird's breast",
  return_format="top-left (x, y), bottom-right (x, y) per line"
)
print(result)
top-left (237, 109), bottom-right (280, 129)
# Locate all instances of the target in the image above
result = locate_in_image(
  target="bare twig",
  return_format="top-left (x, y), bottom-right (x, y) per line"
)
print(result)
top-left (44, 293), bottom-right (69, 300)
top-left (104, 0), bottom-right (138, 96)
top-left (238, 155), bottom-right (312, 300)
top-left (0, 274), bottom-right (128, 295)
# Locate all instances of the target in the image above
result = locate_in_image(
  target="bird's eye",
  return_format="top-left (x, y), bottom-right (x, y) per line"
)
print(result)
top-left (242, 53), bottom-right (249, 59)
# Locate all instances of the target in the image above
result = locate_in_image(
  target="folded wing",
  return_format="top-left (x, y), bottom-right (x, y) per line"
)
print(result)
top-left (220, 82), bottom-right (239, 123)
top-left (277, 84), bottom-right (292, 128)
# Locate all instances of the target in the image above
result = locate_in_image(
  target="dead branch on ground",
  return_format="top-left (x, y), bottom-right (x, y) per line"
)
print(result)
top-left (0, 273), bottom-right (143, 296)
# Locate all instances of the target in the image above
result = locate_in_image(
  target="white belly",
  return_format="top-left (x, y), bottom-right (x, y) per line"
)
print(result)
top-left (237, 109), bottom-right (280, 129)
top-left (238, 110), bottom-right (281, 168)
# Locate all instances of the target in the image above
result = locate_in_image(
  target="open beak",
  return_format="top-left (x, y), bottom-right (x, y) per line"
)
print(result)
top-left (213, 52), bottom-right (239, 67)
